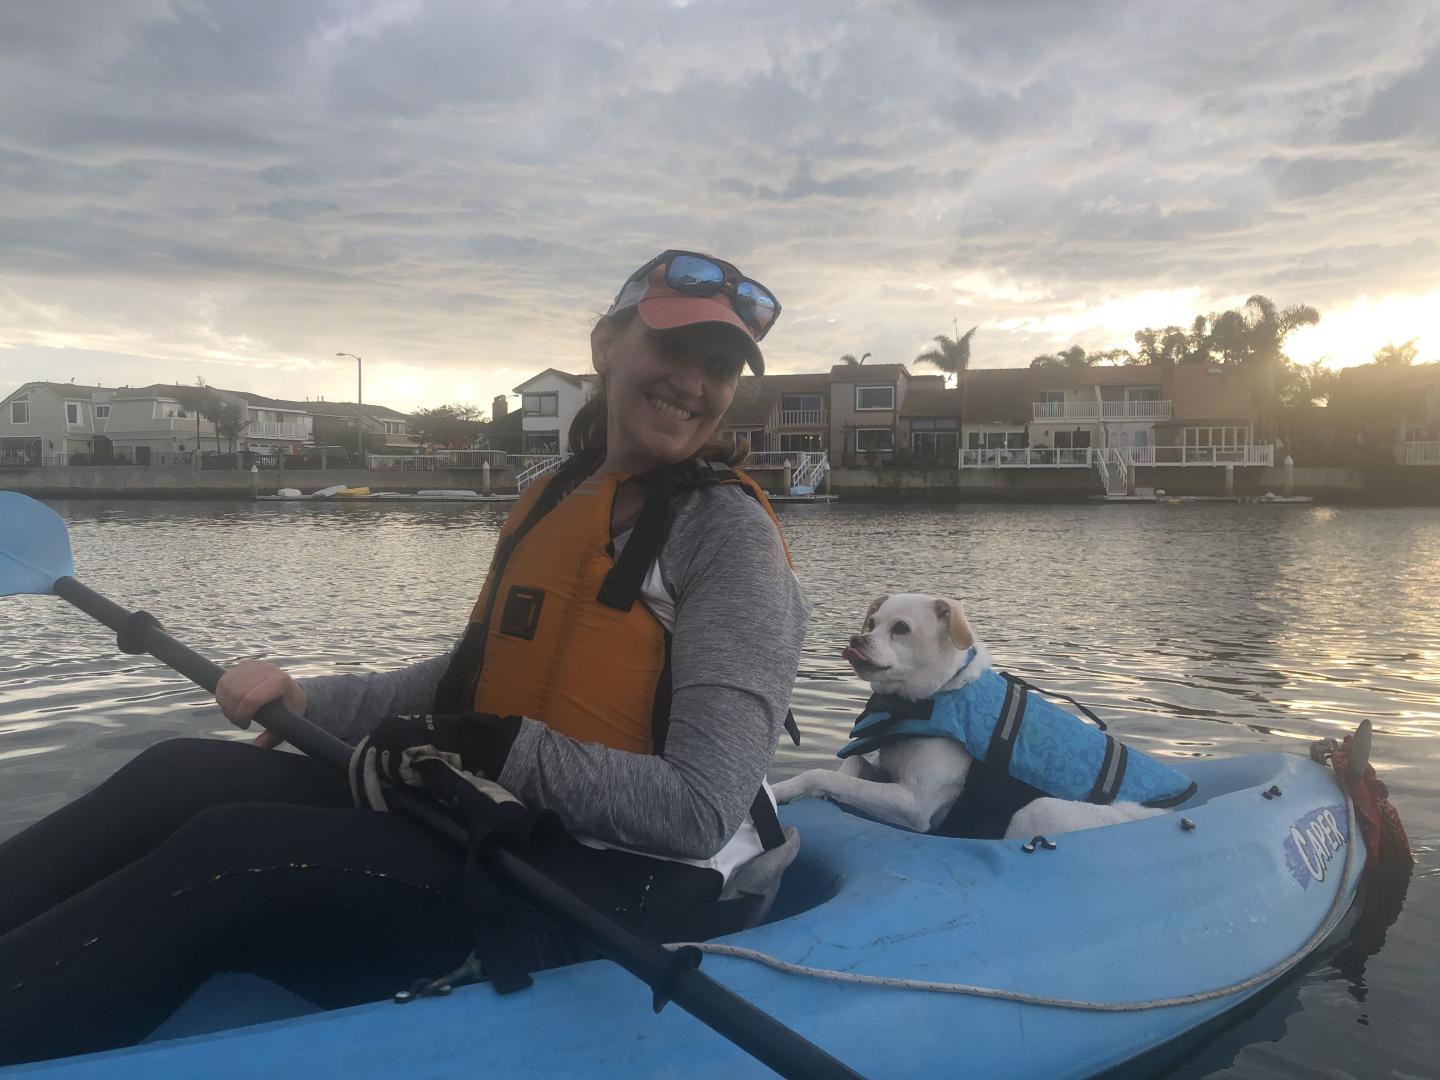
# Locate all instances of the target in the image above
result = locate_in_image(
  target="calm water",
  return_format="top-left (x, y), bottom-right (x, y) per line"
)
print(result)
top-left (1, 499), bottom-right (1436, 1077)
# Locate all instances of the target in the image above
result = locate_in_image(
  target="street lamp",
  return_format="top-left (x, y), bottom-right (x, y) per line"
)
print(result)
top-left (335, 352), bottom-right (363, 465)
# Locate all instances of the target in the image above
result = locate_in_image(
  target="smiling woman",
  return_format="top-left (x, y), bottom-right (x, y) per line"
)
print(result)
top-left (0, 250), bottom-right (810, 1066)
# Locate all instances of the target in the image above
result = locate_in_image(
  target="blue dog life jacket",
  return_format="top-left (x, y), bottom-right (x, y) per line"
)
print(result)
top-left (838, 667), bottom-right (1196, 808)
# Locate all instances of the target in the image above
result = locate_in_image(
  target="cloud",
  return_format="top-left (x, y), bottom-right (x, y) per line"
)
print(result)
top-left (0, 0), bottom-right (1438, 411)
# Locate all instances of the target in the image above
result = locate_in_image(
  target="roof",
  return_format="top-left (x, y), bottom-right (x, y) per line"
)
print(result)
top-left (1329, 362), bottom-right (1440, 424)
top-left (961, 369), bottom-right (1033, 424)
top-left (900, 387), bottom-right (962, 418)
top-left (828, 363), bottom-right (909, 383)
top-left (2, 381), bottom-right (116, 404)
top-left (1160, 364), bottom-right (1257, 422)
top-left (513, 368), bottom-right (585, 393)
top-left (723, 373), bottom-right (830, 427)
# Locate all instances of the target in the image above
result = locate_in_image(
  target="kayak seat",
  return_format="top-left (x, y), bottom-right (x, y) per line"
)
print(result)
top-left (718, 826), bottom-right (801, 929)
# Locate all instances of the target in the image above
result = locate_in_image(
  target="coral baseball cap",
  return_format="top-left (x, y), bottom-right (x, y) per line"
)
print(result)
top-left (607, 252), bottom-right (775, 375)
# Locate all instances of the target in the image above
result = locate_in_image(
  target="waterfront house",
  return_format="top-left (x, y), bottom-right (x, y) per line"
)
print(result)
top-left (720, 372), bottom-right (832, 455)
top-left (227, 393), bottom-right (316, 458)
top-left (0, 381), bottom-right (224, 466)
top-left (1329, 362), bottom-right (1440, 466)
top-left (512, 369), bottom-right (597, 456)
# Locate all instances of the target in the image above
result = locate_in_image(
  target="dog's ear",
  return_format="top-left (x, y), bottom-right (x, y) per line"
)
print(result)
top-left (864, 594), bottom-right (890, 626)
top-left (934, 599), bottom-right (974, 649)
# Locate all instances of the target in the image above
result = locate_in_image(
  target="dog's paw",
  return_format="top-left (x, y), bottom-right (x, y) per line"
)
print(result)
top-left (771, 774), bottom-right (817, 804)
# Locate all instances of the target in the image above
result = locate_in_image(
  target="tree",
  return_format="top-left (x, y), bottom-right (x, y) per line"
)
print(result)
top-left (171, 379), bottom-right (222, 455)
top-left (915, 327), bottom-right (977, 387)
top-left (1373, 339), bottom-right (1418, 368)
top-left (212, 402), bottom-right (249, 452)
top-left (409, 403), bottom-right (487, 448)
top-left (839, 352), bottom-right (871, 366)
top-left (1030, 345), bottom-right (1095, 369)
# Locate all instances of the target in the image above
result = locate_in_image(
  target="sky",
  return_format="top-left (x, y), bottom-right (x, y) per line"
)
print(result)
top-left (1, 0), bottom-right (1438, 415)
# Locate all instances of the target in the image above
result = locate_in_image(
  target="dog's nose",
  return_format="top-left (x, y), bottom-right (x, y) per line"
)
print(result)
top-left (849, 633), bottom-right (867, 648)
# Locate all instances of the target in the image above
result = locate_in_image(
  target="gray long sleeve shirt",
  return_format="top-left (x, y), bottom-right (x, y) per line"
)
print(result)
top-left (298, 484), bottom-right (808, 862)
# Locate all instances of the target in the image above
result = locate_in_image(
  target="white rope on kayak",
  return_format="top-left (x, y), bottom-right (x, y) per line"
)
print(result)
top-left (670, 796), bottom-right (1360, 1013)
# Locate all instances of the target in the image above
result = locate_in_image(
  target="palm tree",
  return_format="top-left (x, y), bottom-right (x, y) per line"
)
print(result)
top-left (915, 327), bottom-right (976, 388)
top-left (1373, 339), bottom-right (1418, 368)
top-left (917, 327), bottom-right (976, 458)
top-left (839, 352), bottom-right (872, 366)
top-left (1242, 295), bottom-right (1320, 440)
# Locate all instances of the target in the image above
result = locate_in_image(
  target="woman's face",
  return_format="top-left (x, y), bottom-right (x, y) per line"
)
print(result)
top-left (591, 315), bottom-right (746, 475)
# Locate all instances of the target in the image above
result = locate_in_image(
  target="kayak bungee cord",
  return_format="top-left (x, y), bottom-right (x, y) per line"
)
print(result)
top-left (667, 793), bottom-right (1360, 1013)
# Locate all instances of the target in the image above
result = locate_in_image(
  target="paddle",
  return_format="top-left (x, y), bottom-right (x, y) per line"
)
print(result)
top-left (0, 492), bottom-right (861, 1080)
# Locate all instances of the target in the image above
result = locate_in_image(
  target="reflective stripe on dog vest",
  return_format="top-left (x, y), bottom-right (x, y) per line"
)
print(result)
top-left (838, 669), bottom-right (1196, 808)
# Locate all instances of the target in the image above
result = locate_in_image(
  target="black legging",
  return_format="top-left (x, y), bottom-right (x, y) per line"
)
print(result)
top-left (0, 738), bottom-right (726, 1066)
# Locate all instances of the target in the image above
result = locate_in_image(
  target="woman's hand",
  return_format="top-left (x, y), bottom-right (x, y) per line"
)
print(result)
top-left (215, 659), bottom-right (308, 749)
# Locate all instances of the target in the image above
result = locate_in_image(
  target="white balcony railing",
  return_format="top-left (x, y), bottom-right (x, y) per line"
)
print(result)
top-left (775, 409), bottom-right (827, 427)
top-left (1032, 400), bottom-right (1173, 421)
top-left (248, 422), bottom-right (310, 440)
top-left (1128, 445), bottom-right (1273, 466)
top-left (1402, 441), bottom-right (1440, 465)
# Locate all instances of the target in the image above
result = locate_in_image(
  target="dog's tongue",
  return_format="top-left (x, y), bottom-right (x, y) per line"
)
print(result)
top-left (842, 645), bottom-right (872, 667)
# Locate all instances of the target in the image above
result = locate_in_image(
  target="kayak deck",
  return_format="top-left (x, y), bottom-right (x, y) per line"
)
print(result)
top-left (15, 752), bottom-right (1362, 1079)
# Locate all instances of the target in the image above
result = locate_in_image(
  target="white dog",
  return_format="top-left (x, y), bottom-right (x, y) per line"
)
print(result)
top-left (772, 594), bottom-right (1176, 841)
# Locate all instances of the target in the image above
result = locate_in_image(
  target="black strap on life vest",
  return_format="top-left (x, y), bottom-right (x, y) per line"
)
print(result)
top-left (1001, 673), bottom-right (1108, 732)
top-left (433, 452), bottom-right (600, 715)
top-left (597, 456), bottom-right (801, 750)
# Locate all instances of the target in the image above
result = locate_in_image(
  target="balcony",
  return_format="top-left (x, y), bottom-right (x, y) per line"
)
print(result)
top-left (1032, 400), bottom-right (1173, 421)
top-left (776, 409), bottom-right (827, 427)
top-left (248, 422), bottom-right (310, 440)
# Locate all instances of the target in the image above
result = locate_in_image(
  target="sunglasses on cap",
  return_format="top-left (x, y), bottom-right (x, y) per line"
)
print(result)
top-left (611, 250), bottom-right (782, 341)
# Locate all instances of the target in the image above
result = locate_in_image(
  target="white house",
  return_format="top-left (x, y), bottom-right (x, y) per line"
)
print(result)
top-left (512, 369), bottom-right (598, 456)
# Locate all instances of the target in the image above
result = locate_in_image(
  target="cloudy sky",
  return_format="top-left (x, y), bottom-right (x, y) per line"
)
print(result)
top-left (2, 0), bottom-right (1437, 414)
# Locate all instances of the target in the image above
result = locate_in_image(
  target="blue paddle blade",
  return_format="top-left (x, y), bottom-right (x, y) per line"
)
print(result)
top-left (0, 491), bottom-right (75, 596)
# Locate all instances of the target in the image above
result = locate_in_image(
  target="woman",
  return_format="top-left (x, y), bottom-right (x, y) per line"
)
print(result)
top-left (0, 250), bottom-right (808, 1065)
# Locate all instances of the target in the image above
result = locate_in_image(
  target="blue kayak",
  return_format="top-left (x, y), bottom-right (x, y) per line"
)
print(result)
top-left (14, 750), bottom-right (1362, 1079)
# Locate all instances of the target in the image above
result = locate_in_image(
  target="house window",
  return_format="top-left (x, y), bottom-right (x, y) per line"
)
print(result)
top-left (969, 431), bottom-right (1027, 450)
top-left (912, 431), bottom-right (959, 458)
top-left (778, 432), bottom-right (823, 452)
top-left (1053, 430), bottom-right (1092, 450)
top-left (10, 397), bottom-right (28, 424)
top-left (383, 421), bottom-right (406, 435)
top-left (909, 418), bottom-right (959, 431)
top-left (1183, 426), bottom-right (1244, 448)
top-left (1125, 386), bottom-right (1160, 402)
top-left (1038, 390), bottom-right (1065, 405)
top-left (855, 428), bottom-right (894, 453)
top-left (66, 402), bottom-right (81, 425)
top-left (855, 386), bottom-right (895, 411)
top-left (523, 392), bottom-right (559, 417)
top-left (724, 427), bottom-right (766, 451)
top-left (524, 430), bottom-right (560, 454)
top-left (95, 404), bottom-right (110, 419)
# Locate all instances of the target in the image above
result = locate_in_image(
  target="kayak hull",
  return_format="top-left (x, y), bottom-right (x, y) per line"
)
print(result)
top-left (13, 751), bottom-right (1364, 1079)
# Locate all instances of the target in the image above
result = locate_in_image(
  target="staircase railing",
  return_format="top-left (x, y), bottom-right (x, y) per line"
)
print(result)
top-left (515, 454), bottom-right (569, 491)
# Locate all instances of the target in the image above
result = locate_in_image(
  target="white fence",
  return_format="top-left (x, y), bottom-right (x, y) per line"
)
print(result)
top-left (1032, 400), bottom-right (1173, 421)
top-left (1403, 441), bottom-right (1440, 465)
top-left (367, 450), bottom-right (511, 471)
top-left (959, 444), bottom-right (1274, 469)
top-left (959, 448), bottom-right (1093, 468)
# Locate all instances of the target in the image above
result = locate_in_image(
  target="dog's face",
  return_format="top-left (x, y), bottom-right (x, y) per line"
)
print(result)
top-left (843, 593), bottom-right (977, 700)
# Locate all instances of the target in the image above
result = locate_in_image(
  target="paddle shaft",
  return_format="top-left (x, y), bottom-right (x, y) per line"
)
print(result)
top-left (50, 575), bottom-right (862, 1080)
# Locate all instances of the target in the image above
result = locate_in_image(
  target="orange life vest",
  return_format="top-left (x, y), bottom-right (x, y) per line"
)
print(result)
top-left (433, 456), bottom-right (790, 758)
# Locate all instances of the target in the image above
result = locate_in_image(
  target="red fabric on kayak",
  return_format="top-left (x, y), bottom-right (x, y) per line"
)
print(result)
top-left (1328, 735), bottom-right (1412, 870)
